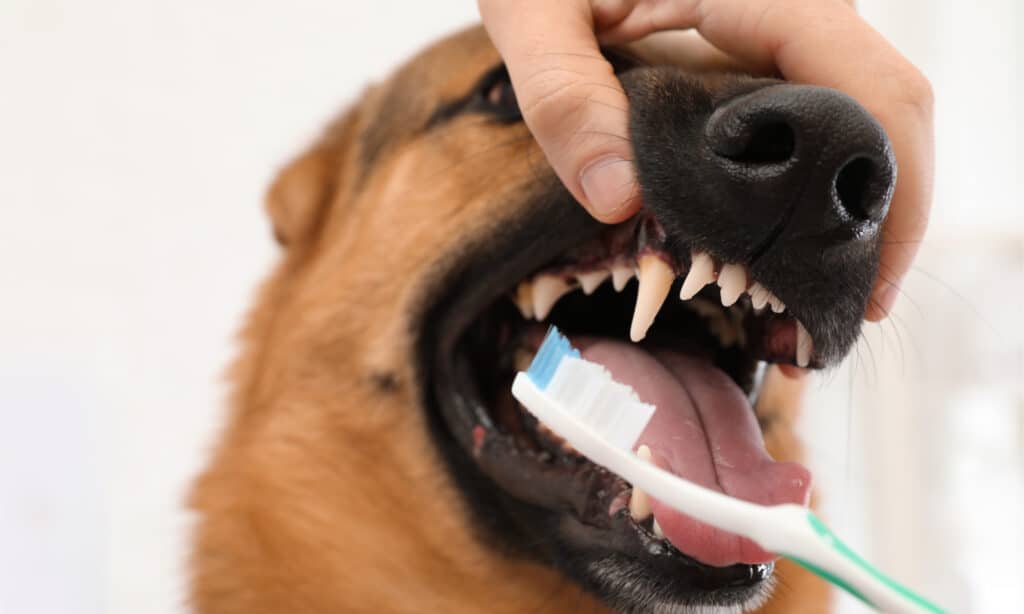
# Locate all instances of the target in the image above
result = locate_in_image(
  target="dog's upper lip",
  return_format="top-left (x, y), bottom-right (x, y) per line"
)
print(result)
top-left (415, 187), bottom-right (810, 602)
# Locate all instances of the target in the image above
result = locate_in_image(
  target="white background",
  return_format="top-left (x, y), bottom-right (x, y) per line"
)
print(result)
top-left (0, 1), bottom-right (1020, 613)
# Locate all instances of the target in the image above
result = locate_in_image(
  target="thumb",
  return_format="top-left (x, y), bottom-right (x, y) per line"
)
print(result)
top-left (479, 0), bottom-right (641, 223)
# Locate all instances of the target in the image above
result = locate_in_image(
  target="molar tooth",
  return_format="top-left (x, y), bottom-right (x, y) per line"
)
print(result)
top-left (653, 519), bottom-right (665, 539)
top-left (577, 270), bottom-right (610, 295)
top-left (686, 298), bottom-right (735, 347)
top-left (748, 282), bottom-right (770, 310)
top-left (717, 263), bottom-right (747, 307)
top-left (630, 254), bottom-right (674, 342)
top-left (679, 251), bottom-right (715, 300)
top-left (768, 293), bottom-right (786, 313)
top-left (532, 275), bottom-right (574, 320)
top-left (795, 321), bottom-right (813, 367)
top-left (629, 445), bottom-right (653, 521)
top-left (515, 282), bottom-right (534, 319)
top-left (611, 262), bottom-right (635, 292)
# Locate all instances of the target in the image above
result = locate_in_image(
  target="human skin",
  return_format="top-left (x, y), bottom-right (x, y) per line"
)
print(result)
top-left (478, 0), bottom-right (934, 321)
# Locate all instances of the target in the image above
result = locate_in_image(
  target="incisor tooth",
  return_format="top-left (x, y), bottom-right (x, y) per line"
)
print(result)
top-left (679, 251), bottom-right (715, 300)
top-left (768, 293), bottom-right (785, 313)
top-left (653, 519), bottom-right (665, 539)
top-left (532, 275), bottom-right (574, 320)
top-left (717, 263), bottom-right (747, 307)
top-left (796, 321), bottom-right (812, 367)
top-left (577, 270), bottom-right (610, 295)
top-left (515, 282), bottom-right (534, 319)
top-left (629, 445), bottom-right (653, 521)
top-left (749, 282), bottom-right (770, 310)
top-left (630, 254), bottom-right (674, 342)
top-left (611, 262), bottom-right (635, 292)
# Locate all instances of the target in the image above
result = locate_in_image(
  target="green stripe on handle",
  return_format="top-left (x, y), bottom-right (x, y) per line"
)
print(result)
top-left (788, 512), bottom-right (947, 614)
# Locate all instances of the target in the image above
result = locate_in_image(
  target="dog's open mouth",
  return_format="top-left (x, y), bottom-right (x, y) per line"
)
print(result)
top-left (423, 201), bottom-right (826, 607)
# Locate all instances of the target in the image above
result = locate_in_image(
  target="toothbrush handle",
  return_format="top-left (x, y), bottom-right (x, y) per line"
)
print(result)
top-left (771, 508), bottom-right (947, 614)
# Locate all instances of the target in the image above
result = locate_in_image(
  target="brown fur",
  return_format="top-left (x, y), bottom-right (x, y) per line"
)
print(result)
top-left (190, 26), bottom-right (831, 613)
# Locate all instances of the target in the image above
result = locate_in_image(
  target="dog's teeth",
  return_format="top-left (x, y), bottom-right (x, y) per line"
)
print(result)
top-left (515, 282), bottom-right (534, 319)
top-left (684, 298), bottom-right (733, 347)
top-left (679, 251), bottom-right (715, 300)
top-left (630, 255), bottom-right (674, 342)
top-left (653, 519), bottom-right (665, 539)
top-left (628, 445), bottom-right (653, 521)
top-left (532, 275), bottom-right (574, 320)
top-left (717, 263), bottom-right (747, 307)
top-left (577, 270), bottom-right (610, 295)
top-left (795, 321), bottom-right (813, 367)
top-left (748, 282), bottom-right (770, 310)
top-left (611, 262), bottom-right (635, 292)
top-left (768, 292), bottom-right (785, 313)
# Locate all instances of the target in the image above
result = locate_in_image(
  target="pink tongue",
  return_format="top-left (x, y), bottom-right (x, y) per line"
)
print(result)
top-left (577, 338), bottom-right (811, 567)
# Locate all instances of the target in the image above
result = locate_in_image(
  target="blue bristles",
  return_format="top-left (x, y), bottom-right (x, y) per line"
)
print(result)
top-left (526, 326), bottom-right (580, 390)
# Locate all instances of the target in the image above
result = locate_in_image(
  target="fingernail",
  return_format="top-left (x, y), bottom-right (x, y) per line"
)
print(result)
top-left (580, 156), bottom-right (638, 219)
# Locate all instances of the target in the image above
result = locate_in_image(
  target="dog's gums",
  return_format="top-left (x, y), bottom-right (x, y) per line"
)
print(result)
top-left (510, 213), bottom-right (815, 367)
top-left (192, 26), bottom-right (896, 614)
top-left (421, 39), bottom-right (893, 614)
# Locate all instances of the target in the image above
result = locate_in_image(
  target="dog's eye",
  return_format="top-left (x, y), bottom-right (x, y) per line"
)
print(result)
top-left (484, 79), bottom-right (517, 113)
top-left (474, 68), bottom-right (522, 123)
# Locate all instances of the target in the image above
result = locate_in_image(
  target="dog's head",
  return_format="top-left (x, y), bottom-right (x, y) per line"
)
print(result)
top-left (196, 25), bottom-right (894, 614)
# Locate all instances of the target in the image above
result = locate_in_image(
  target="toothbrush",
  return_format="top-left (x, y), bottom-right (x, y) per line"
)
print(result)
top-left (511, 327), bottom-right (947, 614)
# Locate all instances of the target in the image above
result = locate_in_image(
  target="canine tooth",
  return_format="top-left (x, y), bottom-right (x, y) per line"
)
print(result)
top-left (577, 270), bottom-right (610, 295)
top-left (768, 293), bottom-right (785, 313)
top-left (628, 445), bottom-right (653, 521)
top-left (630, 255), bottom-right (674, 342)
top-left (749, 282), bottom-right (770, 310)
top-left (679, 251), bottom-right (715, 300)
top-left (532, 275), bottom-right (574, 320)
top-left (515, 282), bottom-right (534, 319)
top-left (795, 321), bottom-right (813, 367)
top-left (653, 519), bottom-right (665, 539)
top-left (611, 262), bottom-right (635, 292)
top-left (717, 263), bottom-right (747, 307)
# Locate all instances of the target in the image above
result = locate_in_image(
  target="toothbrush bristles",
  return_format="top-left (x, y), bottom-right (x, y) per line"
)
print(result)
top-left (526, 326), bottom-right (655, 451)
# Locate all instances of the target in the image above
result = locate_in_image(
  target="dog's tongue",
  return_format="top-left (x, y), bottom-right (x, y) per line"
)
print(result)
top-left (577, 338), bottom-right (811, 567)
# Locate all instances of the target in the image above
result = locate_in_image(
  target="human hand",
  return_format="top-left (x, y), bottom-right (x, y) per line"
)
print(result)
top-left (477, 0), bottom-right (933, 320)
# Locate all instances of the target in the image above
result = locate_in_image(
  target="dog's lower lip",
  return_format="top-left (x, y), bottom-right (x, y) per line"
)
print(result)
top-left (422, 201), bottom-right (827, 603)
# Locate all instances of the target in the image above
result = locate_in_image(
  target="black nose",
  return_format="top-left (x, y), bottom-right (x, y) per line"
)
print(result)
top-left (705, 84), bottom-right (895, 228)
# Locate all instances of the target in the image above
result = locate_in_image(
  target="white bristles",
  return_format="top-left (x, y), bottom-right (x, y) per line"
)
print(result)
top-left (544, 356), bottom-right (655, 451)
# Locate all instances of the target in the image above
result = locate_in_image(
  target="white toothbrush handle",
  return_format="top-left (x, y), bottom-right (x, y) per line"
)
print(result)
top-left (512, 375), bottom-right (947, 614)
top-left (763, 505), bottom-right (945, 614)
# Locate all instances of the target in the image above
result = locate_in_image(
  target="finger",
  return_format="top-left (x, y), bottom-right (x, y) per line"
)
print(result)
top-left (619, 30), bottom-right (753, 76)
top-left (594, 0), bottom-right (934, 321)
top-left (479, 0), bottom-right (641, 223)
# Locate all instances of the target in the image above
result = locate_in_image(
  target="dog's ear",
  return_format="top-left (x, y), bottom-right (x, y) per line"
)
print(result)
top-left (265, 108), bottom-right (361, 247)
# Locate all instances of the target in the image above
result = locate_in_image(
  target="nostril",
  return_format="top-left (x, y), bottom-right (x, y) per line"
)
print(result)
top-left (720, 121), bottom-right (795, 165)
top-left (834, 157), bottom-right (879, 221)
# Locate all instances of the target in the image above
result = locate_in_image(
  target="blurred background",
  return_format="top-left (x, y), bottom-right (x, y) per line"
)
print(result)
top-left (0, 1), bottom-right (1019, 612)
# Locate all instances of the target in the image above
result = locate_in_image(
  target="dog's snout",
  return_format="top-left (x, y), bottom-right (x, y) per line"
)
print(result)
top-left (705, 84), bottom-right (896, 231)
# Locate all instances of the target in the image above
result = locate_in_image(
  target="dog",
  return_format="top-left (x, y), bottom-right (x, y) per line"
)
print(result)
top-left (190, 25), bottom-right (894, 614)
